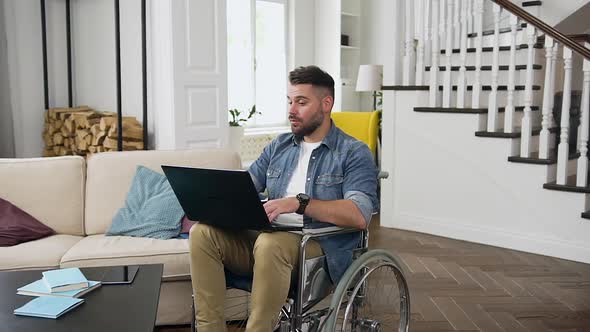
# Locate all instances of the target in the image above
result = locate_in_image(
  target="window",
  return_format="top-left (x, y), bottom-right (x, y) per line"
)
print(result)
top-left (227, 0), bottom-right (288, 129)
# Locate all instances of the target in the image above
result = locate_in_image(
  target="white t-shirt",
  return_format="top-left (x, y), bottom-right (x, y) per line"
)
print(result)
top-left (285, 141), bottom-right (322, 197)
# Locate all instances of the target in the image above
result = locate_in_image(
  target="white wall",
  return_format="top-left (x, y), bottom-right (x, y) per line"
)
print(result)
top-left (481, 0), bottom-right (590, 30)
top-left (360, 0), bottom-right (402, 84)
top-left (0, 0), bottom-right (14, 157)
top-left (3, 0), bottom-right (152, 157)
top-left (4, 0), bottom-right (45, 157)
top-left (381, 90), bottom-right (590, 264)
top-left (3, 0), bottom-right (317, 157)
top-left (538, 0), bottom-right (589, 27)
top-left (289, 0), bottom-right (315, 69)
top-left (357, 0), bottom-right (403, 112)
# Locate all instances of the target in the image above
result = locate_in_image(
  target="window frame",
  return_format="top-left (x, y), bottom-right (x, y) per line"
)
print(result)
top-left (227, 0), bottom-right (291, 133)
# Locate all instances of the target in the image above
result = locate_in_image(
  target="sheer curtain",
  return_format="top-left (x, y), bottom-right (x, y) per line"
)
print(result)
top-left (0, 1), bottom-right (15, 158)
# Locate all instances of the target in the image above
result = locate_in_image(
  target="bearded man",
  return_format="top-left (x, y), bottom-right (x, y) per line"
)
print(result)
top-left (189, 65), bottom-right (378, 332)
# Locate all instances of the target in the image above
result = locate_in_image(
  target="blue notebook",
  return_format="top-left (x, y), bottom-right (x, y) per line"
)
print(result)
top-left (17, 279), bottom-right (101, 298)
top-left (14, 296), bottom-right (84, 319)
top-left (42, 268), bottom-right (89, 292)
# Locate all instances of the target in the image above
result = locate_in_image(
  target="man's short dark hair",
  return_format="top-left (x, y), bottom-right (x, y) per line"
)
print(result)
top-left (289, 65), bottom-right (335, 99)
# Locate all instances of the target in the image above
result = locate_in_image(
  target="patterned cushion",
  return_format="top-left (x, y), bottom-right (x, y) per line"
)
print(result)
top-left (106, 166), bottom-right (184, 239)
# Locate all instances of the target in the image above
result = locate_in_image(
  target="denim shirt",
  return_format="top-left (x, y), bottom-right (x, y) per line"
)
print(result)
top-left (247, 121), bottom-right (379, 283)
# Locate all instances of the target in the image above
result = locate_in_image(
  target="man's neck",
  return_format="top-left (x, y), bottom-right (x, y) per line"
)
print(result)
top-left (303, 121), bottom-right (331, 143)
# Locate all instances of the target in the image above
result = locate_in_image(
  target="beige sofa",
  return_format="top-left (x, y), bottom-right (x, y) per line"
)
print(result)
top-left (0, 149), bottom-right (242, 325)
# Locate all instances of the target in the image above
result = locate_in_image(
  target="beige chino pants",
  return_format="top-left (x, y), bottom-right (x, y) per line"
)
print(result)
top-left (189, 223), bottom-right (323, 332)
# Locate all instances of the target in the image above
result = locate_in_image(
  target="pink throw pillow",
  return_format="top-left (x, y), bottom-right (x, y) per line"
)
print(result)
top-left (181, 215), bottom-right (198, 234)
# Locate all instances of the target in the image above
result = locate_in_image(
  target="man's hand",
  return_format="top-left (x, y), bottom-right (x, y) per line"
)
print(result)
top-left (263, 197), bottom-right (299, 222)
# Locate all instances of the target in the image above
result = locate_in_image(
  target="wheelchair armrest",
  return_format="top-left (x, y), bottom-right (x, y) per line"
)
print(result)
top-left (299, 226), bottom-right (362, 239)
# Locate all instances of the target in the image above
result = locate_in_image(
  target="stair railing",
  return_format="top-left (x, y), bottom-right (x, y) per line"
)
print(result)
top-left (402, 0), bottom-right (590, 187)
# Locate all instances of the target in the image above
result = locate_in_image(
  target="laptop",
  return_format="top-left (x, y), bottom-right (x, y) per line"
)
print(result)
top-left (162, 165), bottom-right (304, 231)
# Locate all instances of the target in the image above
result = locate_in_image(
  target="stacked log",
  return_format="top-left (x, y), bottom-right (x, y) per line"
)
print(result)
top-left (43, 106), bottom-right (144, 157)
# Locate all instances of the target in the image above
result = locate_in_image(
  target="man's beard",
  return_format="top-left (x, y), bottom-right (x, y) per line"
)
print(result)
top-left (290, 108), bottom-right (325, 137)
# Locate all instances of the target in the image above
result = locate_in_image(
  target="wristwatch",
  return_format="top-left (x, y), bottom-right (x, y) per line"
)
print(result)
top-left (295, 193), bottom-right (310, 215)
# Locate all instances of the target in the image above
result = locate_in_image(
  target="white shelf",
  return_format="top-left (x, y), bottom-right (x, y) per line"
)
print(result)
top-left (315, 0), bottom-right (361, 112)
top-left (341, 11), bottom-right (359, 17)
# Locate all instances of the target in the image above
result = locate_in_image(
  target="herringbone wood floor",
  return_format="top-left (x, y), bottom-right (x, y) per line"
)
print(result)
top-left (158, 216), bottom-right (590, 331)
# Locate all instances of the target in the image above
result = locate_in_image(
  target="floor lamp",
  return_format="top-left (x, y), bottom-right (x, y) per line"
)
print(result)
top-left (355, 65), bottom-right (383, 111)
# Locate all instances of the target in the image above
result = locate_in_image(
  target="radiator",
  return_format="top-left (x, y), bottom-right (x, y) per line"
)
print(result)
top-left (239, 132), bottom-right (280, 163)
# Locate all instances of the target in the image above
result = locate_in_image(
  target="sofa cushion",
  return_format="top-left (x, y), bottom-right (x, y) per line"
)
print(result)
top-left (0, 198), bottom-right (55, 246)
top-left (85, 149), bottom-right (241, 235)
top-left (59, 234), bottom-right (190, 279)
top-left (0, 156), bottom-right (85, 236)
top-left (0, 234), bottom-right (83, 271)
top-left (106, 166), bottom-right (184, 240)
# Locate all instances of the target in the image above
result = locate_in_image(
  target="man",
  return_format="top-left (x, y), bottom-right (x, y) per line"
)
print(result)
top-left (189, 65), bottom-right (378, 331)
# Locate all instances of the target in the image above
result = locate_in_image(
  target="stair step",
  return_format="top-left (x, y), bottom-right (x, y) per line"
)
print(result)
top-left (438, 85), bottom-right (541, 91)
top-left (522, 1), bottom-right (543, 7)
top-left (508, 150), bottom-right (578, 165)
top-left (475, 126), bottom-right (557, 138)
top-left (425, 64), bottom-right (542, 71)
top-left (498, 106), bottom-right (540, 112)
top-left (382, 85), bottom-right (429, 91)
top-left (414, 106), bottom-right (540, 114)
top-left (544, 175), bottom-right (590, 193)
top-left (467, 22), bottom-right (528, 38)
top-left (440, 44), bottom-right (543, 54)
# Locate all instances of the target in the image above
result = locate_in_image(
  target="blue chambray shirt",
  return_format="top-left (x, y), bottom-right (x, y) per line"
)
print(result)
top-left (247, 121), bottom-right (379, 283)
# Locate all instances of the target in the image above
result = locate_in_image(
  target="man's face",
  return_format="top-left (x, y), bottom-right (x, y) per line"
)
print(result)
top-left (287, 83), bottom-right (329, 137)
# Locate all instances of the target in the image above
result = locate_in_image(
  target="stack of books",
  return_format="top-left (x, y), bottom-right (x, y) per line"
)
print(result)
top-left (13, 267), bottom-right (101, 319)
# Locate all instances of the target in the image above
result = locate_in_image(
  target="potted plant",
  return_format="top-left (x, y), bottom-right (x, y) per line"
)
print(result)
top-left (228, 105), bottom-right (260, 151)
top-left (229, 105), bottom-right (259, 127)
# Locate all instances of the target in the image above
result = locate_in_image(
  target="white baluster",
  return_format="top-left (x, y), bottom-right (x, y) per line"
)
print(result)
top-left (423, 0), bottom-right (431, 67)
top-left (576, 47), bottom-right (590, 187)
top-left (503, 14), bottom-right (517, 133)
top-left (466, 0), bottom-right (473, 35)
top-left (453, 0), bottom-right (460, 49)
top-left (487, 3), bottom-right (501, 131)
top-left (439, 0), bottom-right (446, 52)
top-left (471, 0), bottom-right (483, 108)
top-left (403, 0), bottom-right (415, 85)
top-left (520, 25), bottom-right (536, 157)
top-left (456, 0), bottom-right (467, 108)
top-left (539, 36), bottom-right (555, 159)
top-left (429, 0), bottom-right (440, 107)
top-left (557, 47), bottom-right (573, 185)
top-left (443, 0), bottom-right (453, 107)
top-left (549, 43), bottom-right (559, 128)
top-left (416, 0), bottom-right (426, 85)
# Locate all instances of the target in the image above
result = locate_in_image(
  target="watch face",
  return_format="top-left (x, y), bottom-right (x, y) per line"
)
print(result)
top-left (297, 193), bottom-right (310, 202)
top-left (296, 193), bottom-right (310, 215)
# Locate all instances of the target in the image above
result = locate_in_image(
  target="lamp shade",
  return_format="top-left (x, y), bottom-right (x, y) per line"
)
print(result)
top-left (355, 65), bottom-right (383, 92)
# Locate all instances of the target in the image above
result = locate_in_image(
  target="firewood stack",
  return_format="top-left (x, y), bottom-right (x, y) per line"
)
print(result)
top-left (43, 106), bottom-right (144, 157)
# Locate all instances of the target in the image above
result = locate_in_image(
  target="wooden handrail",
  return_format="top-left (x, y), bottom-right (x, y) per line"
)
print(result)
top-left (492, 0), bottom-right (590, 60)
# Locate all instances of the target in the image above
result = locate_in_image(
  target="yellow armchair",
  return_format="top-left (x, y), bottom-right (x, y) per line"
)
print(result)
top-left (331, 111), bottom-right (380, 157)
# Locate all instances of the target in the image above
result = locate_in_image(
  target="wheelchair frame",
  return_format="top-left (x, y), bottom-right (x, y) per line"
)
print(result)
top-left (191, 226), bottom-right (411, 331)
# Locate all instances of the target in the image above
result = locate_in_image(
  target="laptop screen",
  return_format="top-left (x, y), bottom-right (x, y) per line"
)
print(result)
top-left (162, 166), bottom-right (271, 230)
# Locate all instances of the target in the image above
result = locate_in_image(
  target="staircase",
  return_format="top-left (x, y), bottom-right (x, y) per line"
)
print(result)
top-left (380, 0), bottom-right (590, 264)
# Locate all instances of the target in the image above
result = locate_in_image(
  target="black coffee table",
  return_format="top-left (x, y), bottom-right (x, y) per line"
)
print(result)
top-left (0, 264), bottom-right (163, 332)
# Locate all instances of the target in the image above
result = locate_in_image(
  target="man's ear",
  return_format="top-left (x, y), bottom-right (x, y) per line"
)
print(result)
top-left (321, 95), bottom-right (334, 113)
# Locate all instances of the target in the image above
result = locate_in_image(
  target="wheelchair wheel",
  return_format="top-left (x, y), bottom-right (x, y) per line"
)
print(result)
top-left (322, 249), bottom-right (410, 332)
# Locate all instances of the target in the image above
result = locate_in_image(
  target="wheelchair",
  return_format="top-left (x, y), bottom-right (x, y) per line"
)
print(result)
top-left (190, 226), bottom-right (411, 331)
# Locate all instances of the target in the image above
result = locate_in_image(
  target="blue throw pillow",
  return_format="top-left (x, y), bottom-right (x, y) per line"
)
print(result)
top-left (107, 166), bottom-right (184, 239)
